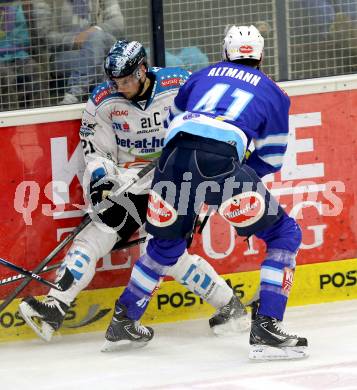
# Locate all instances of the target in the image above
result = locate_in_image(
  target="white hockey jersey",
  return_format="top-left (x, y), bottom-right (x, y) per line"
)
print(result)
top-left (79, 67), bottom-right (190, 194)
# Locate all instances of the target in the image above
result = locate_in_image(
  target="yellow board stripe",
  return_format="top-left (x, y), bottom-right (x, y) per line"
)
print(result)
top-left (1, 258), bottom-right (356, 342)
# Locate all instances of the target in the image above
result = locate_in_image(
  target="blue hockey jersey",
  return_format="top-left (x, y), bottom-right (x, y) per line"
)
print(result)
top-left (165, 61), bottom-right (290, 177)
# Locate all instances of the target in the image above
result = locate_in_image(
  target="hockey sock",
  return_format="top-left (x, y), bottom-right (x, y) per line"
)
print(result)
top-left (255, 213), bottom-right (301, 320)
top-left (258, 248), bottom-right (296, 320)
top-left (118, 238), bottom-right (186, 320)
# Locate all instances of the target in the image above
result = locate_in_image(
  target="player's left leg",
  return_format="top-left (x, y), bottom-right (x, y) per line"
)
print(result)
top-left (102, 238), bottom-right (186, 351)
top-left (221, 164), bottom-right (308, 361)
top-left (19, 222), bottom-right (119, 342)
top-left (19, 193), bottom-right (149, 342)
top-left (248, 213), bottom-right (308, 361)
top-left (168, 251), bottom-right (249, 334)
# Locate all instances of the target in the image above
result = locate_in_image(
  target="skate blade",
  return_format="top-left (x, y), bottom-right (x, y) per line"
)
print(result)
top-left (212, 315), bottom-right (251, 336)
top-left (18, 302), bottom-right (54, 342)
top-left (101, 339), bottom-right (149, 352)
top-left (249, 344), bottom-right (309, 361)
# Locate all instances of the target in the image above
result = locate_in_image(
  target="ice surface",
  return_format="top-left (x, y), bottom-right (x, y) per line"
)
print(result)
top-left (1, 300), bottom-right (357, 390)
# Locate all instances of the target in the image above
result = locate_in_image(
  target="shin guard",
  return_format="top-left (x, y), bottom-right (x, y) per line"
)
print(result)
top-left (168, 251), bottom-right (233, 308)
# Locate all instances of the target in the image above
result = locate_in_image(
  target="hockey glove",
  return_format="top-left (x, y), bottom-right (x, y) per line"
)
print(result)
top-left (89, 176), bottom-right (117, 206)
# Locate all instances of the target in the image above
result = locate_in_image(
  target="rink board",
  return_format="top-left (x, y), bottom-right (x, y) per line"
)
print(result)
top-left (0, 74), bottom-right (356, 343)
top-left (1, 257), bottom-right (356, 342)
top-left (0, 75), bottom-right (357, 300)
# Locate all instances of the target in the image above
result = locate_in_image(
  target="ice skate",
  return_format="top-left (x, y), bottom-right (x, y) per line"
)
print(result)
top-left (101, 303), bottom-right (154, 352)
top-left (209, 295), bottom-right (250, 335)
top-left (19, 296), bottom-right (69, 342)
top-left (249, 314), bottom-right (308, 361)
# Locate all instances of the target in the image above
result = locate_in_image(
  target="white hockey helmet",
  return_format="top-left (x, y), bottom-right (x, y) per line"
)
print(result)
top-left (222, 25), bottom-right (264, 61)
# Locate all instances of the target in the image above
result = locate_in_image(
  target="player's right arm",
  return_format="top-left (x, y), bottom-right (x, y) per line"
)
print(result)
top-left (245, 87), bottom-right (291, 178)
top-left (79, 87), bottom-right (120, 205)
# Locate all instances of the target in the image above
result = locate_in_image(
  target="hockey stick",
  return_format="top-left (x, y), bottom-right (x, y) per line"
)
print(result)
top-left (197, 207), bottom-right (212, 234)
top-left (186, 206), bottom-right (213, 248)
top-left (0, 235), bottom-right (150, 288)
top-left (0, 160), bottom-right (157, 313)
top-left (113, 235), bottom-right (147, 251)
top-left (0, 206), bottom-right (211, 288)
top-left (0, 215), bottom-right (92, 313)
top-left (116, 201), bottom-right (213, 251)
top-left (0, 258), bottom-right (73, 291)
top-left (0, 262), bottom-right (62, 287)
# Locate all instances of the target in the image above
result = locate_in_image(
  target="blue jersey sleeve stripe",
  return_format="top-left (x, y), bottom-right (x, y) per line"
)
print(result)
top-left (256, 132), bottom-right (288, 140)
top-left (256, 145), bottom-right (287, 155)
top-left (258, 153), bottom-right (284, 168)
top-left (255, 143), bottom-right (287, 151)
top-left (255, 134), bottom-right (288, 150)
top-left (246, 150), bottom-right (280, 177)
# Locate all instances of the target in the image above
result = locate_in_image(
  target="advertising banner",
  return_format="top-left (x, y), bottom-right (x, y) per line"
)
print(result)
top-left (1, 257), bottom-right (357, 342)
top-left (0, 86), bottom-right (356, 318)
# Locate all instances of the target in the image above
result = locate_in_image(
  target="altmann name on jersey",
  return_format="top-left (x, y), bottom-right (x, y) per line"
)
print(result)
top-left (116, 135), bottom-right (164, 153)
top-left (207, 67), bottom-right (261, 86)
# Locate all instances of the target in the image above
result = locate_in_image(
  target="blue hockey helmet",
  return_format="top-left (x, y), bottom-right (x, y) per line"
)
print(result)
top-left (104, 40), bottom-right (147, 79)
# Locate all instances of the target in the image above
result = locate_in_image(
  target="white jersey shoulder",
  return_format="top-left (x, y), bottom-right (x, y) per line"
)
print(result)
top-left (79, 68), bottom-right (189, 193)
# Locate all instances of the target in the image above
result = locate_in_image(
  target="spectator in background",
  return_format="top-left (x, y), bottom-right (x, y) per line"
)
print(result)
top-left (289, 0), bottom-right (356, 75)
top-left (333, 0), bottom-right (357, 22)
top-left (147, 46), bottom-right (209, 71)
top-left (178, 46), bottom-right (209, 71)
top-left (290, 0), bottom-right (357, 39)
top-left (146, 48), bottom-right (185, 68)
top-left (164, 49), bottom-right (184, 67)
top-left (31, 0), bottom-right (125, 105)
top-left (289, 0), bottom-right (336, 42)
top-left (330, 0), bottom-right (357, 35)
top-left (330, 0), bottom-right (357, 73)
top-left (0, 0), bottom-right (40, 111)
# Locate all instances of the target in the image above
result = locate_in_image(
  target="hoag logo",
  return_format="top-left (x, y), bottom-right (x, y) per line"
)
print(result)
top-left (110, 110), bottom-right (128, 118)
